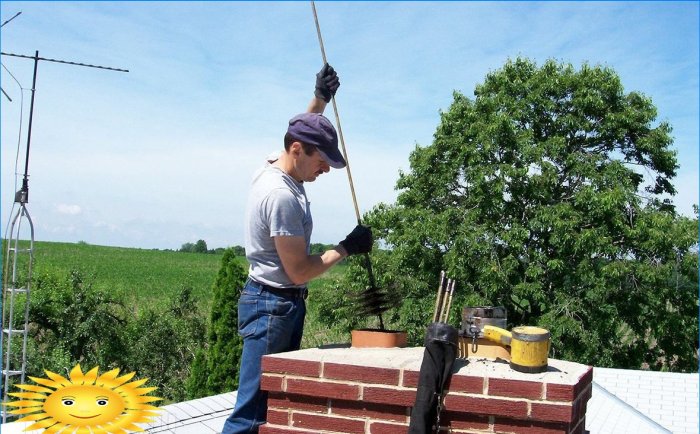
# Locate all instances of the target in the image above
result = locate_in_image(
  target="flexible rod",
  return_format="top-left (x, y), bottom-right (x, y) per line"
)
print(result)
top-left (310, 1), bottom-right (361, 223)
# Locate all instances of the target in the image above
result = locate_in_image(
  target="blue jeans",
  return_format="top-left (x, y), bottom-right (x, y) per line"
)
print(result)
top-left (221, 280), bottom-right (307, 434)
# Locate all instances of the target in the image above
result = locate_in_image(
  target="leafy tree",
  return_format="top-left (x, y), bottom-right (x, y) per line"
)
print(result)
top-left (187, 248), bottom-right (247, 398)
top-left (179, 242), bottom-right (194, 252)
top-left (355, 57), bottom-right (697, 371)
top-left (231, 245), bottom-right (246, 257)
top-left (122, 286), bottom-right (206, 402)
top-left (194, 239), bottom-right (208, 253)
top-left (27, 269), bottom-right (208, 402)
top-left (180, 240), bottom-right (212, 254)
top-left (29, 270), bottom-right (127, 372)
top-left (310, 243), bottom-right (336, 255)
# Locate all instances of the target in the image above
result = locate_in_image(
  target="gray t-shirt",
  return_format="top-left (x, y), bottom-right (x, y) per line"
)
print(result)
top-left (244, 164), bottom-right (312, 288)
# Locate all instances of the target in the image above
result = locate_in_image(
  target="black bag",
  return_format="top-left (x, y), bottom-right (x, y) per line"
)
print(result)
top-left (408, 322), bottom-right (459, 434)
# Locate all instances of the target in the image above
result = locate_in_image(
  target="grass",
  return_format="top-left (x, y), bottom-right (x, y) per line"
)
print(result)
top-left (11, 241), bottom-right (229, 312)
top-left (4, 240), bottom-right (349, 347)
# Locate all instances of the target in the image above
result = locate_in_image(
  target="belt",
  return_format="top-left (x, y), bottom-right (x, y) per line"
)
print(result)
top-left (246, 278), bottom-right (308, 299)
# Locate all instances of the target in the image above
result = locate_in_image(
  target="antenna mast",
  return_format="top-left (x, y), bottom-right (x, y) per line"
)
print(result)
top-left (0, 48), bottom-right (128, 423)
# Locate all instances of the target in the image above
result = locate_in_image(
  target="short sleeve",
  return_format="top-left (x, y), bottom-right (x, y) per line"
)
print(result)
top-left (262, 188), bottom-right (306, 237)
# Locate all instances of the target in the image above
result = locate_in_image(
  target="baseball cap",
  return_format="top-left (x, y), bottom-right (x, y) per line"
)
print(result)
top-left (287, 113), bottom-right (346, 169)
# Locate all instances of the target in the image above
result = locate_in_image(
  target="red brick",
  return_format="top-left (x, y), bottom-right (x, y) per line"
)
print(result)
top-left (402, 369), bottom-right (420, 388)
top-left (441, 411), bottom-right (491, 431)
top-left (268, 392), bottom-right (328, 413)
top-left (331, 400), bottom-right (408, 422)
top-left (261, 374), bottom-right (285, 392)
top-left (324, 363), bottom-right (400, 385)
top-left (545, 366), bottom-right (592, 402)
top-left (446, 374), bottom-right (483, 394)
top-left (574, 367), bottom-right (593, 396)
top-left (488, 378), bottom-right (543, 400)
top-left (263, 356), bottom-right (321, 378)
top-left (546, 382), bottom-right (576, 401)
top-left (530, 402), bottom-right (575, 423)
top-left (291, 412), bottom-right (365, 433)
top-left (493, 417), bottom-right (570, 434)
top-left (259, 424), bottom-right (319, 434)
top-left (286, 378), bottom-right (360, 400)
top-left (444, 395), bottom-right (529, 419)
top-left (368, 421), bottom-right (409, 434)
top-left (267, 409), bottom-right (290, 426)
top-left (363, 386), bottom-right (417, 406)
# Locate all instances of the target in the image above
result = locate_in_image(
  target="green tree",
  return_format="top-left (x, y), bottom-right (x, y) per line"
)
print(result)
top-left (29, 270), bottom-right (127, 372)
top-left (122, 286), bottom-right (206, 402)
top-left (231, 245), bottom-right (246, 256)
top-left (187, 248), bottom-right (247, 398)
top-left (194, 239), bottom-right (208, 254)
top-left (310, 243), bottom-right (335, 255)
top-left (179, 242), bottom-right (195, 253)
top-left (357, 57), bottom-right (698, 371)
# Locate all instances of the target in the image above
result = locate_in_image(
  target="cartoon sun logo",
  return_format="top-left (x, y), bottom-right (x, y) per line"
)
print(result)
top-left (3, 364), bottom-right (161, 433)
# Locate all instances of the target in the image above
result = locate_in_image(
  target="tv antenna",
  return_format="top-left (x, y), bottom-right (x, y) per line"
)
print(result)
top-left (0, 48), bottom-right (128, 423)
top-left (1, 11), bottom-right (22, 102)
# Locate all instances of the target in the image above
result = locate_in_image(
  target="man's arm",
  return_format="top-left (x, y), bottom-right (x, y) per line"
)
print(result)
top-left (274, 235), bottom-right (347, 285)
top-left (307, 97), bottom-right (328, 114)
top-left (273, 224), bottom-right (372, 285)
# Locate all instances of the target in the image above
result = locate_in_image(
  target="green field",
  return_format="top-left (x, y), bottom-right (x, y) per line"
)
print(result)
top-left (10, 240), bottom-right (349, 347)
top-left (14, 241), bottom-right (230, 311)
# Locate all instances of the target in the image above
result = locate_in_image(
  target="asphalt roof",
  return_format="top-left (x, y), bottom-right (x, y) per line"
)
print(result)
top-left (1, 367), bottom-right (697, 433)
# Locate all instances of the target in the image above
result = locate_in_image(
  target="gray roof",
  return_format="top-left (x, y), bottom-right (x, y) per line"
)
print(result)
top-left (588, 367), bottom-right (698, 434)
top-left (2, 367), bottom-right (697, 434)
top-left (140, 391), bottom-right (237, 433)
top-left (0, 391), bottom-right (237, 434)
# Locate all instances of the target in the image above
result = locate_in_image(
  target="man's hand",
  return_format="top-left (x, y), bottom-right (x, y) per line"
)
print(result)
top-left (314, 63), bottom-right (340, 103)
top-left (339, 225), bottom-right (373, 256)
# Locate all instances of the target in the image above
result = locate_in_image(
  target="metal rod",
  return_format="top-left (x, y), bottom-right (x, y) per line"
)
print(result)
top-left (16, 51), bottom-right (39, 203)
top-left (1, 11), bottom-right (22, 28)
top-left (1, 87), bottom-right (11, 102)
top-left (1, 51), bottom-right (129, 73)
top-left (432, 271), bottom-right (446, 322)
top-left (442, 280), bottom-right (456, 324)
top-left (438, 279), bottom-right (452, 323)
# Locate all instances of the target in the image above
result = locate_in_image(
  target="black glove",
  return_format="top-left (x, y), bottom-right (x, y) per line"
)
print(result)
top-left (314, 63), bottom-right (340, 103)
top-left (339, 225), bottom-right (373, 256)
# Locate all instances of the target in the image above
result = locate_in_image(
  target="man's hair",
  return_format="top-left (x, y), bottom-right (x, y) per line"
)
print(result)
top-left (284, 132), bottom-right (317, 156)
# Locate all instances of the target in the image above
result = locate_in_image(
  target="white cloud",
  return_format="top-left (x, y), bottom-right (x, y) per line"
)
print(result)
top-left (55, 204), bottom-right (82, 215)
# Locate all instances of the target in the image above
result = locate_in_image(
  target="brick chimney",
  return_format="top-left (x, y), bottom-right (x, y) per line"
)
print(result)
top-left (259, 347), bottom-right (592, 434)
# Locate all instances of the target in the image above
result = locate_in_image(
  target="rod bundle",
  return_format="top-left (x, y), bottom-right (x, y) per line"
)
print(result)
top-left (432, 271), bottom-right (456, 324)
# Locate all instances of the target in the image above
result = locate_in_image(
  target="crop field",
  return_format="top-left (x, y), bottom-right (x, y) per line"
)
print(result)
top-left (7, 241), bottom-right (230, 310)
top-left (4, 240), bottom-right (349, 347)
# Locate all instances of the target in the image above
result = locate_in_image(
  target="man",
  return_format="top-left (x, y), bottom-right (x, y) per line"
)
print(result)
top-left (221, 64), bottom-right (373, 434)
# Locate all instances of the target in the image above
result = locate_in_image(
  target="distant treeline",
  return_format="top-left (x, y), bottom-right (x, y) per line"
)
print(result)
top-left (178, 240), bottom-right (335, 256)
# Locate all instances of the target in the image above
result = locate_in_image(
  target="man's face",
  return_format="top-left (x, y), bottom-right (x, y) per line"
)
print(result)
top-left (293, 143), bottom-right (331, 182)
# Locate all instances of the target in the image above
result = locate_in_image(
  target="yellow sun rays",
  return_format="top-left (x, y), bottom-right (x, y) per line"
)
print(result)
top-left (3, 363), bottom-right (161, 433)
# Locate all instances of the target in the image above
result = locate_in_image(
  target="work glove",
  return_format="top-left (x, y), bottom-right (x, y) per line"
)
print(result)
top-left (339, 224), bottom-right (373, 256)
top-left (314, 63), bottom-right (340, 103)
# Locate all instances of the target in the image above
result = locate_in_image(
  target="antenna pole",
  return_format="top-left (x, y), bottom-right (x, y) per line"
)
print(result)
top-left (1, 50), bottom-right (128, 204)
top-left (15, 51), bottom-right (38, 204)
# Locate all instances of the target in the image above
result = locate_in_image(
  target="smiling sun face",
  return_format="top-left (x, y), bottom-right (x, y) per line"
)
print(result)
top-left (4, 364), bottom-right (161, 433)
top-left (43, 384), bottom-right (125, 427)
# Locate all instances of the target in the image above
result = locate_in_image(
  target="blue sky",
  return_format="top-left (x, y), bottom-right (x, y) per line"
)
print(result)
top-left (1, 1), bottom-right (698, 250)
